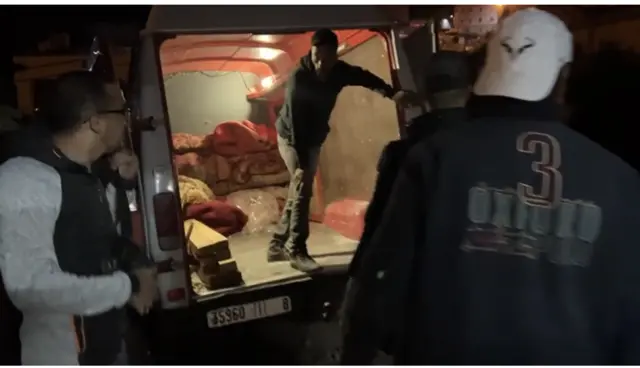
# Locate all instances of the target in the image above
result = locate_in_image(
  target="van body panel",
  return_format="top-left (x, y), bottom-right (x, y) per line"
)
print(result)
top-left (136, 36), bottom-right (189, 309)
top-left (146, 5), bottom-right (410, 34)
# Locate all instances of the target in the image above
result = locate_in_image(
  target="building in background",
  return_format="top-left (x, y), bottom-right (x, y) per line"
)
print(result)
top-left (12, 22), bottom-right (140, 116)
top-left (438, 5), bottom-right (507, 52)
top-left (13, 48), bottom-right (131, 116)
top-left (437, 5), bottom-right (640, 54)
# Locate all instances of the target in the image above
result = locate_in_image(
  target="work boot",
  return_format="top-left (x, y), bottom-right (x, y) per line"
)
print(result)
top-left (287, 250), bottom-right (323, 273)
top-left (267, 242), bottom-right (287, 262)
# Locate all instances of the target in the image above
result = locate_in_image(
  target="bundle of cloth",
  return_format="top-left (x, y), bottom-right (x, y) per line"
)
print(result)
top-left (178, 175), bottom-right (247, 236)
top-left (203, 119), bottom-right (278, 156)
top-left (172, 121), bottom-right (289, 197)
top-left (172, 120), bottom-right (295, 236)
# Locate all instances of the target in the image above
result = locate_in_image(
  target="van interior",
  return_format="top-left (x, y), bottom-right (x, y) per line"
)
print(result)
top-left (159, 30), bottom-right (402, 298)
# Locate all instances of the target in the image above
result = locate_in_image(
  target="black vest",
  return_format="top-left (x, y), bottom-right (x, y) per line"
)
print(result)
top-left (34, 148), bottom-right (126, 365)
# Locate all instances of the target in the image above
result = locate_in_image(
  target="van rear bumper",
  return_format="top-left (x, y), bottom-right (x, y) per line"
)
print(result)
top-left (138, 273), bottom-right (349, 364)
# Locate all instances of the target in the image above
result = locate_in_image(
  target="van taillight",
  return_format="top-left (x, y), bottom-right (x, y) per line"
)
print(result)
top-left (152, 192), bottom-right (181, 250)
top-left (167, 288), bottom-right (186, 302)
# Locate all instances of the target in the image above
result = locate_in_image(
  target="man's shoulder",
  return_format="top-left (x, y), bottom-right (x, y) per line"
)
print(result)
top-left (0, 157), bottom-right (61, 209)
top-left (286, 66), bottom-right (313, 92)
top-left (380, 139), bottom-right (410, 162)
top-left (290, 64), bottom-right (312, 80)
top-left (382, 138), bottom-right (406, 153)
top-left (525, 121), bottom-right (638, 179)
top-left (0, 156), bottom-right (59, 180)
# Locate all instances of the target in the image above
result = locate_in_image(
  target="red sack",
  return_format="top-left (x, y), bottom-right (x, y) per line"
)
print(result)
top-left (204, 120), bottom-right (277, 157)
top-left (185, 200), bottom-right (249, 237)
top-left (323, 199), bottom-right (369, 241)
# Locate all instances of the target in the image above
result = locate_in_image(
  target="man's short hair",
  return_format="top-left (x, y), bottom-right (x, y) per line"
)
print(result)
top-left (312, 28), bottom-right (339, 49)
top-left (423, 51), bottom-right (471, 96)
top-left (40, 71), bottom-right (110, 134)
top-left (473, 8), bottom-right (573, 101)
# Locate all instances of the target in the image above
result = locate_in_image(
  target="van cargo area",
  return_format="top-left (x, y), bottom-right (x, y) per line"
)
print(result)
top-left (159, 30), bottom-right (400, 298)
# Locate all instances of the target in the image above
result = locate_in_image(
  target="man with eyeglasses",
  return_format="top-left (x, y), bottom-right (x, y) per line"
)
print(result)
top-left (0, 71), bottom-right (156, 365)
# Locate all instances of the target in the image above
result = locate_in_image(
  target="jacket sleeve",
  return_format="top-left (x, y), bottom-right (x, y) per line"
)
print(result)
top-left (341, 63), bottom-right (397, 98)
top-left (341, 142), bottom-right (436, 362)
top-left (282, 71), bottom-right (303, 132)
top-left (349, 142), bottom-right (401, 277)
top-left (0, 157), bottom-right (133, 316)
top-left (616, 173), bottom-right (640, 364)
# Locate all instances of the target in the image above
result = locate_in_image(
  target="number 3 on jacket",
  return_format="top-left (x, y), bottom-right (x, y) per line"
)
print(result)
top-left (517, 132), bottom-right (563, 208)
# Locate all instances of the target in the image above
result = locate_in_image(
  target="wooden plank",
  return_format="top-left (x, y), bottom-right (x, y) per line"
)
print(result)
top-left (191, 222), bottom-right (357, 297)
top-left (184, 219), bottom-right (231, 261)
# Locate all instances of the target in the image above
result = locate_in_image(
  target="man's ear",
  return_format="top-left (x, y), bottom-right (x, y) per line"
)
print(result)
top-left (554, 63), bottom-right (572, 105)
top-left (559, 63), bottom-right (572, 79)
top-left (86, 115), bottom-right (103, 134)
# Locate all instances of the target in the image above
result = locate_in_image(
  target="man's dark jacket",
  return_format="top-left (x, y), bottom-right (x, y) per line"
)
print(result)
top-left (276, 54), bottom-right (396, 149)
top-left (345, 96), bottom-right (640, 365)
top-left (0, 124), bottom-right (149, 364)
top-left (340, 107), bottom-right (467, 364)
top-left (349, 107), bottom-right (468, 277)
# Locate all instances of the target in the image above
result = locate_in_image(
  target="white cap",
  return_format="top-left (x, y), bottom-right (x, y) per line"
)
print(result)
top-left (473, 8), bottom-right (573, 102)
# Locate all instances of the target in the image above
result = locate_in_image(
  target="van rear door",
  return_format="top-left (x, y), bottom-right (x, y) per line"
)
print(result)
top-left (390, 20), bottom-right (437, 129)
top-left (131, 35), bottom-right (192, 309)
top-left (86, 35), bottom-right (191, 310)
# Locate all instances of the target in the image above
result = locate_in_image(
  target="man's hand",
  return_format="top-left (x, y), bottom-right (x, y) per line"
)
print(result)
top-left (110, 150), bottom-right (139, 181)
top-left (391, 90), bottom-right (421, 107)
top-left (129, 294), bottom-right (153, 316)
top-left (129, 267), bottom-right (157, 315)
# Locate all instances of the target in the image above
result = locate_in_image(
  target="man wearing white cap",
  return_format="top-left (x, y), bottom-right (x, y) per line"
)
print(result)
top-left (342, 8), bottom-right (640, 365)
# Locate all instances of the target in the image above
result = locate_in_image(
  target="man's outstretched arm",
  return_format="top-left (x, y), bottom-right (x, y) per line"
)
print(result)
top-left (341, 63), bottom-right (397, 98)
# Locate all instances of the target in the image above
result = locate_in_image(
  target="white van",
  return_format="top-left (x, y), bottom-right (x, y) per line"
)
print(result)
top-left (120, 5), bottom-right (437, 364)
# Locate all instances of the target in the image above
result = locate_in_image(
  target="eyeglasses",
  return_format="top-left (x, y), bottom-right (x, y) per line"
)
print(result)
top-left (97, 108), bottom-right (128, 116)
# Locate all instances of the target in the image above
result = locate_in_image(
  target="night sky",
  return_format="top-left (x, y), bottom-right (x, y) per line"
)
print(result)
top-left (0, 5), bottom-right (151, 107)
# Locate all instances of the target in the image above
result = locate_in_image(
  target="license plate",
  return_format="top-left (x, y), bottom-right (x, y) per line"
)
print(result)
top-left (206, 296), bottom-right (292, 328)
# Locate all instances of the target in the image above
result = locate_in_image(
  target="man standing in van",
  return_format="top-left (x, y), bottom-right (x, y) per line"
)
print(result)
top-left (0, 71), bottom-right (157, 365)
top-left (269, 28), bottom-right (415, 272)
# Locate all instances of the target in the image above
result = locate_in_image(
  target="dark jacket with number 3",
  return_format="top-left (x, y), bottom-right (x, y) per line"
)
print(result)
top-left (347, 96), bottom-right (640, 365)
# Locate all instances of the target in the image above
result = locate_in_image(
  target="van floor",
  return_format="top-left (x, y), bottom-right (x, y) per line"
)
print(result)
top-left (191, 222), bottom-right (358, 299)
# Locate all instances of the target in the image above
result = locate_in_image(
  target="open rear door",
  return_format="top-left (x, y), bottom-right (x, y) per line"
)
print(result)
top-left (84, 36), bottom-right (141, 235)
top-left (84, 36), bottom-right (191, 310)
top-left (391, 20), bottom-right (436, 129)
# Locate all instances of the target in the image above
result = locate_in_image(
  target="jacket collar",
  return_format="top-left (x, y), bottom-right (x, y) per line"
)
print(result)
top-left (467, 95), bottom-right (562, 122)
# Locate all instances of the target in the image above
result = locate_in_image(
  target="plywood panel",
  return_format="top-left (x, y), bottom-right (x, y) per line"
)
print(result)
top-left (318, 36), bottom-right (400, 207)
